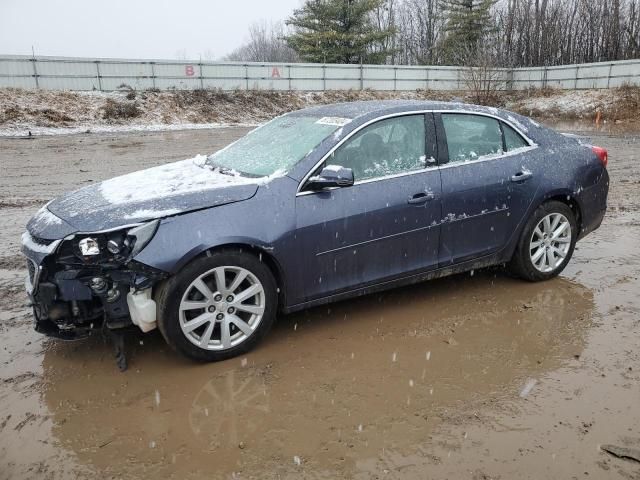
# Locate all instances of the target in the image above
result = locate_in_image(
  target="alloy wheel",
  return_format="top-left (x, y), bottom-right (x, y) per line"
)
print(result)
top-left (179, 266), bottom-right (266, 350)
top-left (529, 213), bottom-right (572, 273)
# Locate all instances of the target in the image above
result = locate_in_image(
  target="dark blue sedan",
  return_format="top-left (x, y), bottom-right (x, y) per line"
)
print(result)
top-left (22, 100), bottom-right (609, 364)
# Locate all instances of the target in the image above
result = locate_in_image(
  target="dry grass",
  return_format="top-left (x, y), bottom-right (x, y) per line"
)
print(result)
top-left (101, 98), bottom-right (141, 120)
top-left (604, 84), bottom-right (640, 120)
top-left (1, 86), bottom-right (638, 130)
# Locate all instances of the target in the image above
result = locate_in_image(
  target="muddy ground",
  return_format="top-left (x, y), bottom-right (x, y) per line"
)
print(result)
top-left (0, 125), bottom-right (639, 479)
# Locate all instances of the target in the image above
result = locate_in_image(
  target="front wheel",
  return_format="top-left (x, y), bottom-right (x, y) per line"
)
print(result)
top-left (509, 201), bottom-right (577, 282)
top-left (157, 250), bottom-right (278, 362)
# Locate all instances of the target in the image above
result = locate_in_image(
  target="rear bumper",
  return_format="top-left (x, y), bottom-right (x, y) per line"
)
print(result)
top-left (577, 168), bottom-right (609, 240)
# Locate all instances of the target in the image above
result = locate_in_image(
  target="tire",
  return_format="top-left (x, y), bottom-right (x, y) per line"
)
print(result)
top-left (157, 249), bottom-right (278, 362)
top-left (509, 201), bottom-right (577, 282)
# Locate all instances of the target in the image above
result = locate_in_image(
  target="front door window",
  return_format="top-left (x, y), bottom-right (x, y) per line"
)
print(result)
top-left (327, 115), bottom-right (426, 181)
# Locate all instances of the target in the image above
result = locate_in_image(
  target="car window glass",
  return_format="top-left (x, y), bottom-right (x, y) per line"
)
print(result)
top-left (442, 114), bottom-right (503, 163)
top-left (327, 115), bottom-right (426, 181)
top-left (207, 115), bottom-right (341, 177)
top-left (503, 123), bottom-right (529, 151)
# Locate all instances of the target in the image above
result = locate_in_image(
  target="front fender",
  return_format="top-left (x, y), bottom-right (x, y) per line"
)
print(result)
top-left (152, 235), bottom-right (279, 275)
top-left (131, 178), bottom-right (297, 276)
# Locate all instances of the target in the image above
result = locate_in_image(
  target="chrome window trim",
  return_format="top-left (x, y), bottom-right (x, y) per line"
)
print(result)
top-left (438, 145), bottom-right (538, 170)
top-left (296, 109), bottom-right (536, 196)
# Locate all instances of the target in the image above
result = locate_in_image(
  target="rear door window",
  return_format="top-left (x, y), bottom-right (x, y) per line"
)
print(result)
top-left (442, 114), bottom-right (503, 163)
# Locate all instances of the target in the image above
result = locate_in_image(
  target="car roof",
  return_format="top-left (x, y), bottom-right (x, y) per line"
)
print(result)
top-left (288, 99), bottom-right (509, 121)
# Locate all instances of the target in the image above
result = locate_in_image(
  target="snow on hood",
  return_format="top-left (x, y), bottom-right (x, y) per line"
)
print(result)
top-left (98, 154), bottom-right (261, 205)
top-left (33, 154), bottom-right (282, 238)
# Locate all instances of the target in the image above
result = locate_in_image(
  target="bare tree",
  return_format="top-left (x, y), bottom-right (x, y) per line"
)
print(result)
top-left (394, 0), bottom-right (445, 64)
top-left (225, 21), bottom-right (299, 63)
top-left (174, 48), bottom-right (189, 60)
top-left (460, 45), bottom-right (505, 104)
top-left (391, 0), bottom-right (640, 67)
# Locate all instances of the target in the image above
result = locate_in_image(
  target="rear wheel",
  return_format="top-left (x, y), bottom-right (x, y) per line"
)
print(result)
top-left (157, 250), bottom-right (277, 362)
top-left (509, 201), bottom-right (577, 281)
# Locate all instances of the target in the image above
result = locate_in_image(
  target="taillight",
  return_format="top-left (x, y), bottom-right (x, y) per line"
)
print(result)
top-left (592, 146), bottom-right (608, 168)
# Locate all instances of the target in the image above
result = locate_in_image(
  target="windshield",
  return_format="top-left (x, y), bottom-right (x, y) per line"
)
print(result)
top-left (206, 115), bottom-right (345, 177)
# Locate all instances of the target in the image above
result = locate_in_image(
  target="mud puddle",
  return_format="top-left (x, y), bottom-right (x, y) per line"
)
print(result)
top-left (1, 127), bottom-right (639, 479)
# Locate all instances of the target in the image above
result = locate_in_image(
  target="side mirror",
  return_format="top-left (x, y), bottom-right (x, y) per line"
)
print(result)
top-left (306, 165), bottom-right (354, 190)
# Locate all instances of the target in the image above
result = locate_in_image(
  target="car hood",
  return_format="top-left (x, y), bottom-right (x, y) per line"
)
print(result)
top-left (28, 155), bottom-right (262, 239)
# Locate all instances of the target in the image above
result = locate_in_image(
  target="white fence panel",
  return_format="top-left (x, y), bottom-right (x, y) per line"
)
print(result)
top-left (0, 55), bottom-right (638, 92)
top-left (39, 76), bottom-right (98, 90)
top-left (290, 65), bottom-right (323, 79)
top-left (99, 62), bottom-right (153, 77)
top-left (325, 65), bottom-right (361, 80)
top-left (0, 58), bottom-right (34, 76)
top-left (36, 60), bottom-right (96, 77)
top-left (202, 78), bottom-right (245, 90)
top-left (292, 79), bottom-right (324, 90)
top-left (0, 75), bottom-right (36, 88)
top-left (202, 64), bottom-right (244, 79)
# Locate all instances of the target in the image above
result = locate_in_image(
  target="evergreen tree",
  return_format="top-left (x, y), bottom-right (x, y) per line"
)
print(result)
top-left (440, 0), bottom-right (497, 63)
top-left (286, 0), bottom-right (395, 64)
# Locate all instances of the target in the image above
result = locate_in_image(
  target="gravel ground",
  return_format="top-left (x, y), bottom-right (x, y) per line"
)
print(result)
top-left (0, 124), bottom-right (639, 479)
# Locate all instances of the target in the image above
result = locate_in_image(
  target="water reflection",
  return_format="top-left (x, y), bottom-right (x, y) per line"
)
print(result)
top-left (41, 272), bottom-right (594, 478)
top-left (190, 368), bottom-right (270, 447)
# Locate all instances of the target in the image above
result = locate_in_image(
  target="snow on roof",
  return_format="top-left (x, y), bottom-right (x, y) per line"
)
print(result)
top-left (289, 99), bottom-right (529, 125)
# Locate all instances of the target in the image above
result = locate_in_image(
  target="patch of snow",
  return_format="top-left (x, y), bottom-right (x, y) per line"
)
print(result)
top-left (507, 89), bottom-right (616, 120)
top-left (519, 378), bottom-right (537, 398)
top-left (21, 231), bottom-right (61, 255)
top-left (123, 208), bottom-right (182, 220)
top-left (0, 122), bottom-right (260, 138)
top-left (470, 145), bottom-right (537, 162)
top-left (99, 154), bottom-right (283, 205)
top-left (29, 202), bottom-right (62, 229)
top-left (506, 114), bottom-right (529, 133)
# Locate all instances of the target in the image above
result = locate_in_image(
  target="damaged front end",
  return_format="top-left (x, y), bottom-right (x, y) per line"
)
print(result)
top-left (22, 219), bottom-right (168, 343)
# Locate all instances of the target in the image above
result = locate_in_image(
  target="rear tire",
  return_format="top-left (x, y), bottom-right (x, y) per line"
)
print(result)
top-left (157, 250), bottom-right (277, 362)
top-left (509, 201), bottom-right (577, 282)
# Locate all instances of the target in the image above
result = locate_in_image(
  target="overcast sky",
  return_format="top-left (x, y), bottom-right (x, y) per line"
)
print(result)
top-left (0, 0), bottom-right (301, 60)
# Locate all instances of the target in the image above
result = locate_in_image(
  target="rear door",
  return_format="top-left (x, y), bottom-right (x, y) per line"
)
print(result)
top-left (289, 113), bottom-right (442, 306)
top-left (436, 112), bottom-right (540, 266)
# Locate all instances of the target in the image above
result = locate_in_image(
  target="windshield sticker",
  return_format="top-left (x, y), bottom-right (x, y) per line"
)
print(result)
top-left (316, 117), bottom-right (351, 127)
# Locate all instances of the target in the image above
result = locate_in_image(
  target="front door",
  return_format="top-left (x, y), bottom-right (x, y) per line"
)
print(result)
top-left (289, 114), bottom-right (442, 306)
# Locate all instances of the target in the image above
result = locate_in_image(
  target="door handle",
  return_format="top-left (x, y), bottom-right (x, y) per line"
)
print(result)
top-left (511, 171), bottom-right (533, 183)
top-left (408, 192), bottom-right (435, 204)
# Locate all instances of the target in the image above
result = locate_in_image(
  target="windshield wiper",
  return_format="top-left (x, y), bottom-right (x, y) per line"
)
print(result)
top-left (205, 156), bottom-right (262, 178)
